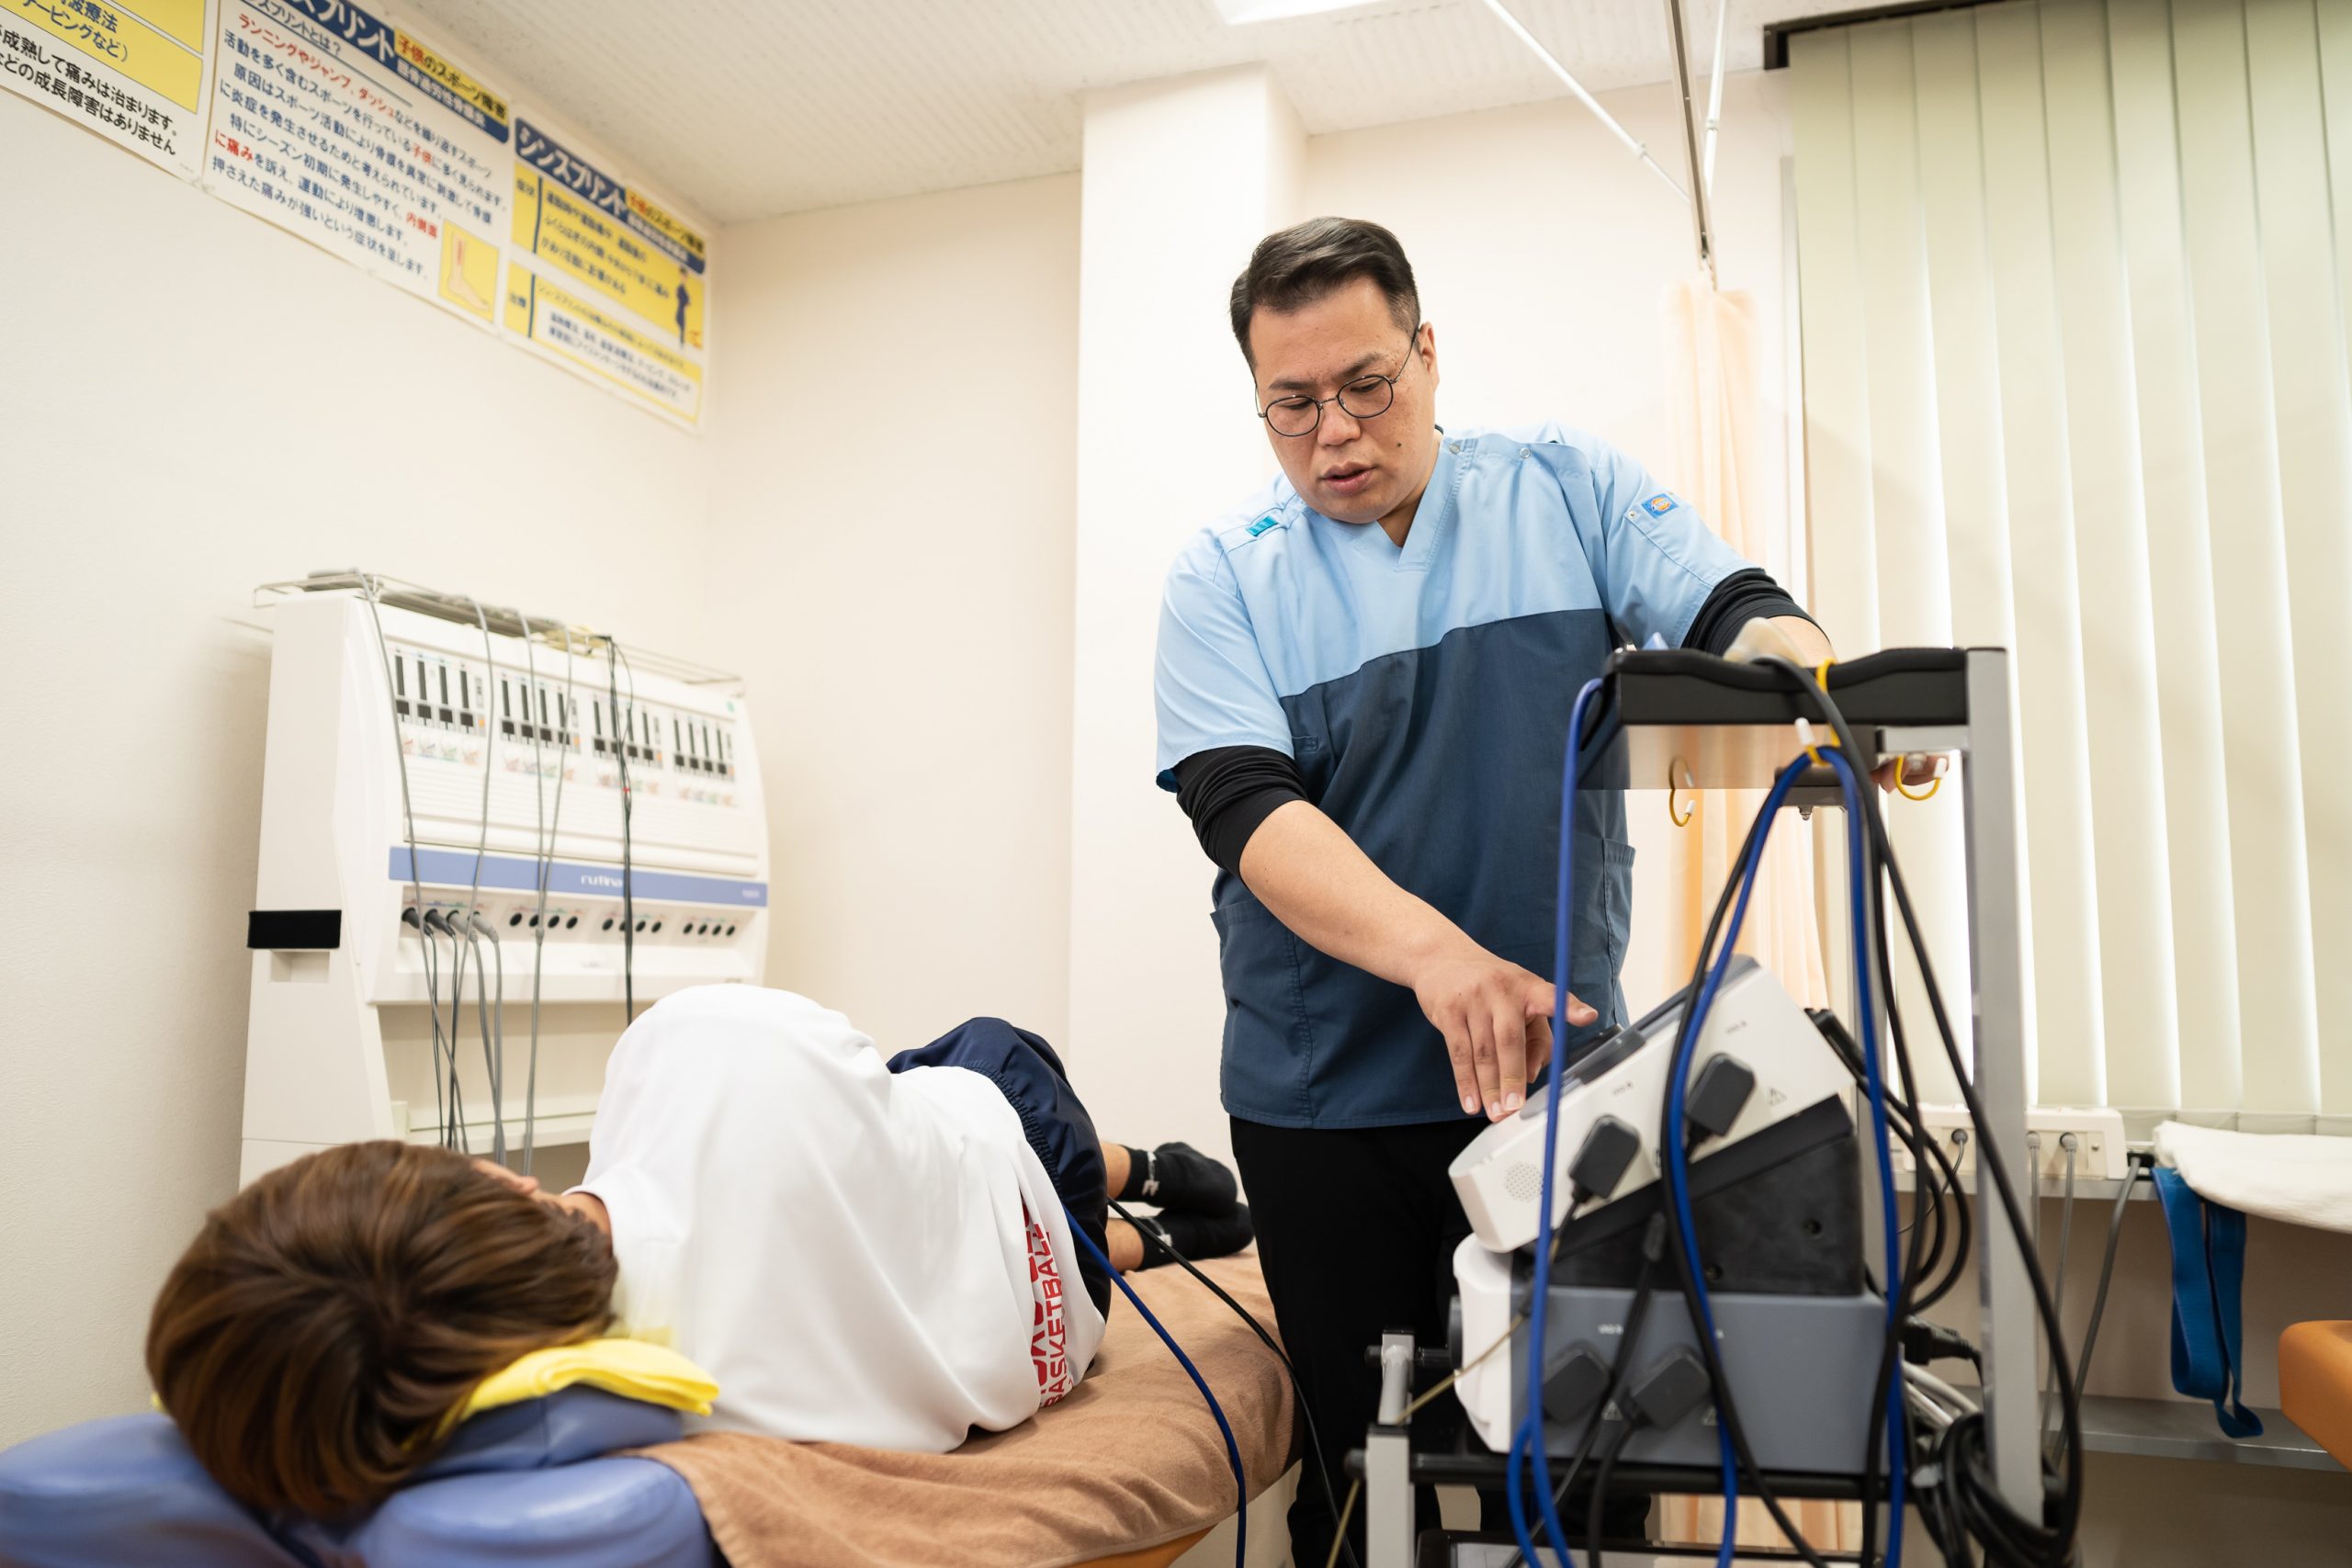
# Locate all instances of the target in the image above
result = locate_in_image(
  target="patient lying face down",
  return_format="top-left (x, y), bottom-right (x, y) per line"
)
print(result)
top-left (146, 987), bottom-right (1251, 1518)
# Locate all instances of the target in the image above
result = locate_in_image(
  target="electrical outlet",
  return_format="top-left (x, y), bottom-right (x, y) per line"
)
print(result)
top-left (1888, 1103), bottom-right (2129, 1181)
top-left (2019, 1106), bottom-right (2130, 1180)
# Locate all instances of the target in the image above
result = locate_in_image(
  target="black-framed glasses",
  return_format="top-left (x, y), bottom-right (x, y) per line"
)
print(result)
top-left (1257, 327), bottom-right (1423, 438)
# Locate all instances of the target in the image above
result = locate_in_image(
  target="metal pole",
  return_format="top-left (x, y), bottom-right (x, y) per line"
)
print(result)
top-left (1960, 649), bottom-right (2041, 1514)
top-left (1479, 0), bottom-right (1689, 198)
top-left (1366, 1330), bottom-right (1419, 1568)
top-left (1702, 0), bottom-right (1730, 197)
top-left (1664, 0), bottom-right (1716, 285)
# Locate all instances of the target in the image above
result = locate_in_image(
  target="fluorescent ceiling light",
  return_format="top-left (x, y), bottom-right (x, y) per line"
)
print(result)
top-left (1213, 0), bottom-right (1379, 24)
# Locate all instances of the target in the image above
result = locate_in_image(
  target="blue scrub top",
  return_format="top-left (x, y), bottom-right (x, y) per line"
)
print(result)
top-left (1153, 423), bottom-right (1750, 1129)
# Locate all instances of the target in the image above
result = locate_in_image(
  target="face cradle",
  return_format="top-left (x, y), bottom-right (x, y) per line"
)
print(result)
top-left (1248, 276), bottom-right (1442, 532)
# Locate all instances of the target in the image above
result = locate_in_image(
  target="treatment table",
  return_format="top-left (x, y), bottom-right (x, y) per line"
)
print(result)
top-left (0, 1255), bottom-right (1294, 1568)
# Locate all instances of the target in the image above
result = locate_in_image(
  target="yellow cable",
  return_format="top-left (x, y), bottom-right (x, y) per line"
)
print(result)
top-left (1668, 757), bottom-right (1694, 828)
top-left (1329, 1224), bottom-right (1572, 1562)
top-left (1801, 658), bottom-right (1839, 766)
top-left (1323, 1479), bottom-right (1363, 1568)
top-left (1322, 1308), bottom-right (1518, 1568)
top-left (1896, 766), bottom-right (1942, 802)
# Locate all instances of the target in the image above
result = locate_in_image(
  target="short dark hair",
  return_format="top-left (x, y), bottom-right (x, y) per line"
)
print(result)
top-left (1228, 217), bottom-right (1420, 367)
top-left (147, 1141), bottom-right (616, 1518)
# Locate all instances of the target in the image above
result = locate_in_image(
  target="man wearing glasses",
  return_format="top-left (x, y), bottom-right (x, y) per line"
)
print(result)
top-left (1152, 217), bottom-right (1840, 1561)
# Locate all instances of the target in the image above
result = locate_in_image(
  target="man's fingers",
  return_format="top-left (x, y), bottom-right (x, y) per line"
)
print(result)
top-left (1519, 975), bottom-right (1598, 1029)
top-left (1526, 1012), bottom-right (1555, 1074)
top-left (1492, 995), bottom-right (1527, 1114)
top-left (1466, 1003), bottom-right (1503, 1120)
top-left (1441, 1018), bottom-right (1480, 1117)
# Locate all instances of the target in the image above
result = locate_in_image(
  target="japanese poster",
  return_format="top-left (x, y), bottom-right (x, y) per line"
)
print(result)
top-left (201, 0), bottom-right (509, 327)
top-left (505, 115), bottom-right (708, 425)
top-left (3, 0), bottom-right (215, 179)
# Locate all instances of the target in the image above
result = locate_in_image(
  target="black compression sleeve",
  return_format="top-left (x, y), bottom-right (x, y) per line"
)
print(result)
top-left (1171, 746), bottom-right (1307, 876)
top-left (1682, 567), bottom-right (1815, 656)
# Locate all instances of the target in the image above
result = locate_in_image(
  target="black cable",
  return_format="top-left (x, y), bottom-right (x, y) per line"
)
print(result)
top-left (516, 607), bottom-right (571, 1177)
top-left (463, 602), bottom-right (502, 1163)
top-left (463, 923), bottom-right (502, 1160)
top-left (1858, 870), bottom-right (1953, 1568)
top-left (1761, 656), bottom-right (2084, 1560)
top-left (364, 577), bottom-right (452, 1149)
top-left (1495, 1248), bottom-right (1661, 1568)
top-left (1882, 820), bottom-right (2081, 1557)
top-left (2063, 1154), bottom-right (2143, 1459)
top-left (1871, 929), bottom-right (1973, 1315)
top-left (467, 914), bottom-right (507, 1162)
top-left (1584, 1420), bottom-right (1640, 1568)
top-left (1106, 1200), bottom-right (1361, 1568)
top-left (1819, 1006), bottom-right (1970, 1316)
top-left (2038, 1140), bottom-right (2079, 1451)
top-left (422, 914), bottom-right (468, 1152)
top-left (606, 641), bottom-right (636, 1026)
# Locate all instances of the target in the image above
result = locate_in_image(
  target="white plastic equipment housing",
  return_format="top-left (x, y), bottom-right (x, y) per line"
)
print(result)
top-left (240, 592), bottom-right (769, 1184)
top-left (1446, 957), bottom-right (1851, 1254)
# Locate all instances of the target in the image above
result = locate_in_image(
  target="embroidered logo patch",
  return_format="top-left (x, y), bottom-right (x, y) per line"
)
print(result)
top-left (1247, 513), bottom-right (1282, 537)
top-left (1644, 493), bottom-right (1678, 515)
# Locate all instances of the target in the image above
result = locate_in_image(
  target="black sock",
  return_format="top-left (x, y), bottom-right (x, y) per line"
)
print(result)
top-left (1114, 1141), bottom-right (1239, 1213)
top-left (1134, 1204), bottom-right (1253, 1269)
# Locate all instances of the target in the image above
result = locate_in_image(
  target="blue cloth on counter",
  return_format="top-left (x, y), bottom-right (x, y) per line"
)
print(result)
top-left (2154, 1165), bottom-right (2264, 1439)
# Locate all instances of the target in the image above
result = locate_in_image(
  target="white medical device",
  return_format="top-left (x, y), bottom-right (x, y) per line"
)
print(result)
top-left (240, 577), bottom-right (768, 1183)
top-left (1447, 956), bottom-right (1851, 1253)
top-left (1447, 958), bottom-right (1869, 1456)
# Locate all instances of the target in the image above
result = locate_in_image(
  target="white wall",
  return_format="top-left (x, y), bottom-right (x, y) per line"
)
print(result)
top-left (1065, 68), bottom-right (1305, 1167)
top-left (0, 94), bottom-right (714, 1446)
top-left (705, 175), bottom-right (1081, 1058)
top-left (1054, 72), bottom-right (1799, 1161)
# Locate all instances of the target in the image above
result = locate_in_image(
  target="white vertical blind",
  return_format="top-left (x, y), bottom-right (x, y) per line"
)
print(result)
top-left (2106, 0), bottom-right (2240, 1111)
top-left (2245, 0), bottom-right (2352, 1117)
top-left (1849, 20), bottom-right (1972, 1107)
top-left (1787, 35), bottom-right (1883, 1079)
top-left (1791, 0), bottom-right (2345, 1117)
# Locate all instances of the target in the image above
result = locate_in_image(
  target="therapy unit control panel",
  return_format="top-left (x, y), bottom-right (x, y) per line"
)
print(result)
top-left (241, 580), bottom-right (769, 1183)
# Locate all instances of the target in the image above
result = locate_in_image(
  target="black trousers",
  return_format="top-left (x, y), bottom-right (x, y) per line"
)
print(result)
top-left (1232, 1113), bottom-right (1652, 1565)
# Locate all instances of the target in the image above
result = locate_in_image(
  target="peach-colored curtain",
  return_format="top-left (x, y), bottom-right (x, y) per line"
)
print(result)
top-left (1656, 280), bottom-right (1827, 1013)
top-left (1650, 278), bottom-right (1853, 1555)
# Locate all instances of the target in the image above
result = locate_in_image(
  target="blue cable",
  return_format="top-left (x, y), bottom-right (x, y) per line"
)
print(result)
top-left (1064, 1215), bottom-right (1248, 1568)
top-left (1818, 744), bottom-right (1907, 1568)
top-left (1661, 754), bottom-right (1807, 1565)
top-left (1658, 745), bottom-right (1907, 1568)
top-left (1507, 677), bottom-right (1608, 1568)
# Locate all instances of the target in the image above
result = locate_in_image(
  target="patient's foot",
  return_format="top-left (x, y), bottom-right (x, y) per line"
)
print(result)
top-left (1131, 1203), bottom-right (1253, 1269)
top-left (1113, 1142), bottom-right (1239, 1213)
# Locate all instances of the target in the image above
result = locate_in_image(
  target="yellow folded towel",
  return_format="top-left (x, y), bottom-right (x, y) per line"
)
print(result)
top-left (444, 1337), bottom-right (718, 1434)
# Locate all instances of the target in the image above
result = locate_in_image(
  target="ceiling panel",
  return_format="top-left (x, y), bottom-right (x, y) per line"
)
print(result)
top-left (398, 0), bottom-right (1860, 223)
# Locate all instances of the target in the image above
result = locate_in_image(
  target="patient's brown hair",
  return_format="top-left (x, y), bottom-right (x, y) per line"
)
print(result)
top-left (146, 1140), bottom-right (616, 1518)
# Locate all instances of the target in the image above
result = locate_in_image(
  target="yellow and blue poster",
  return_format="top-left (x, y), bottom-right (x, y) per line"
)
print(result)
top-left (506, 115), bottom-right (708, 424)
top-left (2, 0), bottom-right (216, 179)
